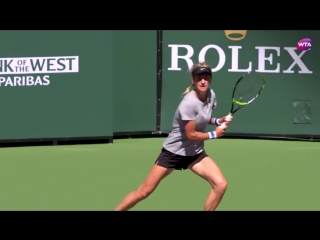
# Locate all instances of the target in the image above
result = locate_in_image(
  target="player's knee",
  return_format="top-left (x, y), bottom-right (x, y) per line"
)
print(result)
top-left (136, 186), bottom-right (155, 200)
top-left (215, 179), bottom-right (228, 194)
top-left (209, 177), bottom-right (228, 194)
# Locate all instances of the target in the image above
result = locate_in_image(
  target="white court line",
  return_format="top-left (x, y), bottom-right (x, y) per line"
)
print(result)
top-left (56, 147), bottom-right (99, 151)
top-left (284, 147), bottom-right (320, 150)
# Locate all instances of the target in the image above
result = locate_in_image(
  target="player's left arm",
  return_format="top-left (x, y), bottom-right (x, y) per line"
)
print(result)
top-left (208, 117), bottom-right (224, 126)
top-left (208, 92), bottom-right (232, 125)
top-left (208, 92), bottom-right (223, 125)
top-left (209, 116), bottom-right (233, 125)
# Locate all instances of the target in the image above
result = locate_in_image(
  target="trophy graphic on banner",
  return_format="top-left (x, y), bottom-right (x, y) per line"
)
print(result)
top-left (224, 30), bottom-right (247, 41)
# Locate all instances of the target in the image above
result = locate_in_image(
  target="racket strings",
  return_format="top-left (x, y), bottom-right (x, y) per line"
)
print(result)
top-left (234, 74), bottom-right (264, 103)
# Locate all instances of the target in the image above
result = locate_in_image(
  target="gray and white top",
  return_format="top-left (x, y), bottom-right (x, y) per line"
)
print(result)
top-left (163, 89), bottom-right (217, 156)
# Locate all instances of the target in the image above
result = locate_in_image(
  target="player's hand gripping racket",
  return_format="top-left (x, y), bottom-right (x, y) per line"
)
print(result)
top-left (220, 72), bottom-right (266, 128)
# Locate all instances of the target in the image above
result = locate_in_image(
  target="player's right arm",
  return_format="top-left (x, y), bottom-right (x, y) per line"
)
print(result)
top-left (184, 120), bottom-right (225, 141)
top-left (179, 101), bottom-right (225, 141)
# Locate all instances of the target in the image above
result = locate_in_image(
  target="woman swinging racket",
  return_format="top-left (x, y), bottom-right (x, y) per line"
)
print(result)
top-left (115, 62), bottom-right (232, 211)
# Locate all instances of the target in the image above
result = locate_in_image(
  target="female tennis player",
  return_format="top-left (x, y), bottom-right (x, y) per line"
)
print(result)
top-left (115, 62), bottom-right (232, 211)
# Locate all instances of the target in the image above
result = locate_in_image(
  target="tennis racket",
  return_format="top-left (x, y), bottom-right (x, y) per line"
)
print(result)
top-left (220, 72), bottom-right (266, 128)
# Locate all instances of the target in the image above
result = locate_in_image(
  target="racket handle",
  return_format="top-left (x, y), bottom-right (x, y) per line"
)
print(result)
top-left (225, 113), bottom-right (233, 121)
top-left (220, 122), bottom-right (228, 128)
top-left (220, 113), bottom-right (233, 128)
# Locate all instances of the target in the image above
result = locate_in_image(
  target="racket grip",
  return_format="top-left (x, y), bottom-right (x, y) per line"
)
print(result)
top-left (220, 113), bottom-right (233, 129)
top-left (220, 122), bottom-right (228, 128)
top-left (225, 113), bottom-right (233, 121)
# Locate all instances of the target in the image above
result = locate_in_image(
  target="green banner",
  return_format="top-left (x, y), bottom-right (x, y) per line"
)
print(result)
top-left (0, 30), bottom-right (113, 140)
top-left (161, 30), bottom-right (320, 135)
top-left (113, 30), bottom-right (157, 133)
top-left (1, 30), bottom-right (319, 141)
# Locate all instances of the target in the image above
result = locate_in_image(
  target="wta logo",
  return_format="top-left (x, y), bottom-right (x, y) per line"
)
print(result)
top-left (296, 38), bottom-right (312, 51)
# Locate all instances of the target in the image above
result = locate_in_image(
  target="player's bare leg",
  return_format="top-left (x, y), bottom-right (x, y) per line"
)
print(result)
top-left (189, 156), bottom-right (228, 211)
top-left (115, 164), bottom-right (174, 211)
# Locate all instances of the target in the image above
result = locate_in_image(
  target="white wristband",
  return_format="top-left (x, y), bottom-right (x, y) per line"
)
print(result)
top-left (207, 131), bottom-right (217, 139)
top-left (213, 118), bottom-right (220, 126)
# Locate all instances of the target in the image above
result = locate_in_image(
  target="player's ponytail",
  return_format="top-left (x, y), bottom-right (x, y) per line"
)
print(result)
top-left (182, 84), bottom-right (194, 95)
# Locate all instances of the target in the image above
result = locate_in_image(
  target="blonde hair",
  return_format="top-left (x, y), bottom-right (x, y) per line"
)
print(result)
top-left (182, 62), bottom-right (211, 95)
